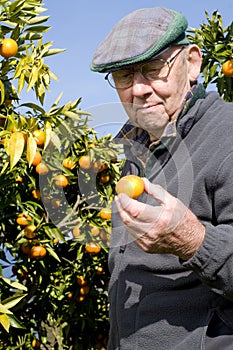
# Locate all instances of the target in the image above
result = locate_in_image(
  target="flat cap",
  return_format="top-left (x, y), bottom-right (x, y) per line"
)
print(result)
top-left (91, 7), bottom-right (189, 73)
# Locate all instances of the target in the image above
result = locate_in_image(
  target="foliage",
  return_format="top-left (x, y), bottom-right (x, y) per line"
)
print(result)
top-left (0, 1), bottom-right (123, 349)
top-left (1, 3), bottom-right (231, 349)
top-left (188, 10), bottom-right (233, 102)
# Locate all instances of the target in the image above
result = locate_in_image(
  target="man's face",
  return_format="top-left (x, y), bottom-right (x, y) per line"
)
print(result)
top-left (115, 46), bottom-right (192, 141)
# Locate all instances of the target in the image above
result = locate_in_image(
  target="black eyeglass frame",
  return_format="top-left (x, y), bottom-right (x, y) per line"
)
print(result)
top-left (104, 46), bottom-right (186, 89)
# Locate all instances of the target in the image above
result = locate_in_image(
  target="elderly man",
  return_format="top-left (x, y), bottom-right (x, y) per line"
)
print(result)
top-left (91, 7), bottom-right (233, 350)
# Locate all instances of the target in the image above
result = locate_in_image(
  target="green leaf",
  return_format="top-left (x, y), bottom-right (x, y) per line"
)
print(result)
top-left (43, 48), bottom-right (66, 57)
top-left (76, 109), bottom-right (92, 116)
top-left (46, 246), bottom-right (61, 262)
top-left (8, 314), bottom-right (26, 329)
top-left (14, 56), bottom-right (28, 79)
top-left (44, 226), bottom-right (66, 243)
top-left (62, 111), bottom-right (83, 120)
top-left (27, 65), bottom-right (39, 92)
top-left (0, 304), bottom-right (13, 315)
top-left (0, 314), bottom-right (10, 332)
top-left (50, 93), bottom-right (63, 109)
top-left (0, 80), bottom-right (5, 105)
top-left (2, 294), bottom-right (27, 309)
top-left (25, 25), bottom-right (50, 33)
top-left (20, 32), bottom-right (43, 41)
top-left (19, 102), bottom-right (46, 115)
top-left (17, 73), bottom-right (25, 95)
top-left (26, 134), bottom-right (37, 167)
top-left (44, 121), bottom-right (52, 149)
top-left (26, 15), bottom-right (50, 25)
top-left (8, 132), bottom-right (25, 169)
top-left (209, 64), bottom-right (219, 79)
top-left (1, 277), bottom-right (28, 291)
top-left (9, 0), bottom-right (25, 12)
top-left (50, 131), bottom-right (61, 150)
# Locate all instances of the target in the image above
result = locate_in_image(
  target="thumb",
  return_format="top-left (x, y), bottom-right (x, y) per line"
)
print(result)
top-left (143, 178), bottom-right (171, 206)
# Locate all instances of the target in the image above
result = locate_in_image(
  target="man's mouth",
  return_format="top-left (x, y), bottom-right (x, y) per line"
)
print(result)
top-left (134, 103), bottom-right (161, 113)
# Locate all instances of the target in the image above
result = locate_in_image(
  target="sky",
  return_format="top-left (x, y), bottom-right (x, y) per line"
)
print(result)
top-left (26, 1), bottom-right (233, 134)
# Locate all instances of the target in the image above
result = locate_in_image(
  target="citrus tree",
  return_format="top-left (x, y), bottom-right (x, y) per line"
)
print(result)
top-left (188, 10), bottom-right (233, 102)
top-left (0, 1), bottom-right (122, 349)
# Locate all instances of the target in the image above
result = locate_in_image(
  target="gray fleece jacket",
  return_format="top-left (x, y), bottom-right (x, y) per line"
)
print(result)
top-left (108, 90), bottom-right (233, 349)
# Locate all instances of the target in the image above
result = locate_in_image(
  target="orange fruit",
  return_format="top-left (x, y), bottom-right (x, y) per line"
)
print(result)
top-left (77, 275), bottom-right (88, 286)
top-left (222, 60), bottom-right (233, 77)
top-left (28, 150), bottom-right (42, 166)
top-left (15, 176), bottom-right (23, 183)
top-left (31, 338), bottom-right (41, 348)
top-left (88, 143), bottom-right (95, 149)
top-left (24, 224), bottom-right (37, 239)
top-left (96, 266), bottom-right (104, 275)
top-left (5, 99), bottom-right (12, 106)
top-left (80, 285), bottom-right (90, 295)
top-left (67, 292), bottom-right (73, 299)
top-left (21, 243), bottom-right (32, 256)
top-left (111, 157), bottom-right (118, 163)
top-left (51, 198), bottom-right (61, 208)
top-left (85, 242), bottom-right (101, 254)
top-left (32, 129), bottom-right (45, 147)
top-left (99, 173), bottom-right (110, 183)
top-left (99, 207), bottom-right (112, 220)
top-left (72, 226), bottom-right (80, 237)
top-left (93, 160), bottom-right (108, 173)
top-left (106, 237), bottom-right (110, 248)
top-left (90, 225), bottom-right (100, 237)
top-left (76, 295), bottom-right (85, 302)
top-left (53, 237), bottom-right (59, 245)
top-left (35, 162), bottom-right (49, 175)
top-left (54, 174), bottom-right (69, 188)
top-left (115, 175), bottom-right (144, 199)
top-left (0, 38), bottom-right (18, 58)
top-left (62, 157), bottom-right (75, 169)
top-left (32, 189), bottom-right (41, 199)
top-left (100, 229), bottom-right (108, 241)
top-left (16, 213), bottom-right (32, 226)
top-left (78, 155), bottom-right (92, 169)
top-left (30, 245), bottom-right (47, 259)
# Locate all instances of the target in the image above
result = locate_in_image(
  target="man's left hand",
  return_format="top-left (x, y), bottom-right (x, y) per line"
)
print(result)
top-left (114, 178), bottom-right (205, 260)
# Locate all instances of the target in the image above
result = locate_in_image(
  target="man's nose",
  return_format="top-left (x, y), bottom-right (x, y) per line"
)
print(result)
top-left (131, 71), bottom-right (153, 96)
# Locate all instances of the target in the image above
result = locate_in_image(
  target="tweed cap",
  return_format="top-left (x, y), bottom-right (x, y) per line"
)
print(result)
top-left (91, 7), bottom-right (189, 73)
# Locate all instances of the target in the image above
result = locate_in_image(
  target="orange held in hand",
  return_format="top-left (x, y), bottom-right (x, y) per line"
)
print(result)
top-left (115, 175), bottom-right (144, 199)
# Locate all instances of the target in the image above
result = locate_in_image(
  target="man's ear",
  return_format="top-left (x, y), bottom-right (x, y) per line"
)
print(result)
top-left (186, 45), bottom-right (202, 83)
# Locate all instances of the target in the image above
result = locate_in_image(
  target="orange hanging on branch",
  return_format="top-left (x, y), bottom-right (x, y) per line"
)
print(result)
top-left (0, 38), bottom-right (18, 58)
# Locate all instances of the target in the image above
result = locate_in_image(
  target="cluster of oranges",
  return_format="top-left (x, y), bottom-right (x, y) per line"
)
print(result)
top-left (17, 213), bottom-right (47, 259)
top-left (21, 138), bottom-right (143, 261)
top-left (23, 136), bottom-right (116, 258)
top-left (72, 219), bottom-right (111, 253)
top-left (28, 129), bottom-right (50, 176)
top-left (78, 154), bottom-right (112, 184)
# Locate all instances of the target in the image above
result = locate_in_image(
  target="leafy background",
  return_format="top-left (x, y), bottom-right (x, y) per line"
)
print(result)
top-left (0, 1), bottom-right (232, 349)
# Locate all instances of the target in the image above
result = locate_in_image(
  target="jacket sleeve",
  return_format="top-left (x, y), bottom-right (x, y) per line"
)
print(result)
top-left (182, 152), bottom-right (233, 301)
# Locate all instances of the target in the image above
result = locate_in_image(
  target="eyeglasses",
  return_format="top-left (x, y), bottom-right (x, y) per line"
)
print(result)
top-left (105, 46), bottom-right (186, 89)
